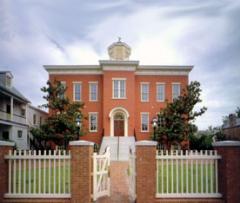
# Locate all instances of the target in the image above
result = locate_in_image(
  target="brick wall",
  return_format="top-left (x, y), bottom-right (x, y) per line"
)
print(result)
top-left (213, 141), bottom-right (240, 203)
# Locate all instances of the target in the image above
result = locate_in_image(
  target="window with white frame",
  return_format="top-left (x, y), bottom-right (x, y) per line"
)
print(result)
top-left (89, 82), bottom-right (98, 101)
top-left (113, 79), bottom-right (126, 99)
top-left (89, 113), bottom-right (98, 132)
top-left (73, 82), bottom-right (82, 101)
top-left (141, 83), bottom-right (149, 102)
top-left (59, 81), bottom-right (66, 99)
top-left (141, 113), bottom-right (149, 132)
top-left (172, 83), bottom-right (181, 100)
top-left (156, 83), bottom-right (165, 102)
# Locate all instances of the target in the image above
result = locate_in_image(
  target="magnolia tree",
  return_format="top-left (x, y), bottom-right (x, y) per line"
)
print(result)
top-left (155, 81), bottom-right (207, 150)
top-left (31, 80), bottom-right (84, 149)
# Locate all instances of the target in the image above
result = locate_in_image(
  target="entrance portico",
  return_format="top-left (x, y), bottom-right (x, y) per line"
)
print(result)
top-left (109, 107), bottom-right (129, 137)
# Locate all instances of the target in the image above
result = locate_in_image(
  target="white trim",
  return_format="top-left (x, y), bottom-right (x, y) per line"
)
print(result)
top-left (140, 112), bottom-right (149, 132)
top-left (109, 107), bottom-right (129, 137)
top-left (111, 77), bottom-right (127, 80)
top-left (136, 140), bottom-right (157, 146)
top-left (0, 141), bottom-right (15, 146)
top-left (73, 82), bottom-right (82, 101)
top-left (135, 71), bottom-right (190, 76)
top-left (103, 66), bottom-right (136, 71)
top-left (4, 194), bottom-right (71, 198)
top-left (69, 140), bottom-right (94, 146)
top-left (48, 71), bottom-right (103, 75)
top-left (89, 112), bottom-right (98, 132)
top-left (156, 83), bottom-right (165, 102)
top-left (140, 83), bottom-right (149, 102)
top-left (89, 82), bottom-right (98, 102)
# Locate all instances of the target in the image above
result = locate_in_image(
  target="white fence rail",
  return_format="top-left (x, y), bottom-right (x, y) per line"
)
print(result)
top-left (4, 150), bottom-right (71, 198)
top-left (92, 147), bottom-right (110, 201)
top-left (156, 150), bottom-right (222, 198)
top-left (129, 148), bottom-right (136, 201)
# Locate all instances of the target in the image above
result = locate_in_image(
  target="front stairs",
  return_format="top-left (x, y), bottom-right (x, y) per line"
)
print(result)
top-left (99, 136), bottom-right (135, 161)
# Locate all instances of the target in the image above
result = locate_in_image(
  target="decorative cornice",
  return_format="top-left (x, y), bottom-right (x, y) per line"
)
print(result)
top-left (44, 64), bottom-right (193, 75)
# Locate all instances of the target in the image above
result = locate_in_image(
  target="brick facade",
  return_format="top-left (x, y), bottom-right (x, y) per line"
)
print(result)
top-left (45, 41), bottom-right (192, 144)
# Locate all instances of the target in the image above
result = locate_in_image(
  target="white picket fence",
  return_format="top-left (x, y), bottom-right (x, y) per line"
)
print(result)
top-left (156, 150), bottom-right (222, 198)
top-left (92, 147), bottom-right (110, 201)
top-left (4, 150), bottom-right (71, 198)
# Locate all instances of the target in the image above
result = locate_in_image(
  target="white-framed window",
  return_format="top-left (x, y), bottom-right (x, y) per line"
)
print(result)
top-left (59, 81), bottom-right (66, 99)
top-left (156, 83), bottom-right (165, 102)
top-left (141, 112), bottom-right (149, 132)
top-left (141, 83), bottom-right (149, 102)
top-left (89, 82), bottom-right (98, 101)
top-left (112, 78), bottom-right (126, 99)
top-left (73, 82), bottom-right (82, 101)
top-left (172, 83), bottom-right (181, 100)
top-left (89, 112), bottom-right (98, 132)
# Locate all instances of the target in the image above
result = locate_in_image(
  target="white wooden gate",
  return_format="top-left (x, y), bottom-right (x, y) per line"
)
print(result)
top-left (93, 147), bottom-right (110, 201)
top-left (129, 148), bottom-right (136, 201)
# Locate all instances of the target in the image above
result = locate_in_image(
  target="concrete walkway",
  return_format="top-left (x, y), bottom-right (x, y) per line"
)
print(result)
top-left (96, 161), bottom-right (133, 203)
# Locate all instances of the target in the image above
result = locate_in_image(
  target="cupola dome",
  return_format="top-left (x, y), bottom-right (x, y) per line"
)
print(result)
top-left (108, 38), bottom-right (131, 61)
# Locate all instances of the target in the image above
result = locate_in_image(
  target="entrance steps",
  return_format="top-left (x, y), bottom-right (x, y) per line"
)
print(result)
top-left (99, 136), bottom-right (135, 161)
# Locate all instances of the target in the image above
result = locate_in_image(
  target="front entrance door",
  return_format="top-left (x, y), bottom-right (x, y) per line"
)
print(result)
top-left (114, 120), bottom-right (124, 136)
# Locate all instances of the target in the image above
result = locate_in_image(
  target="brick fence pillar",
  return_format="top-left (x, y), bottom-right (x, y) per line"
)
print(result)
top-left (213, 140), bottom-right (240, 203)
top-left (0, 141), bottom-right (14, 202)
top-left (136, 140), bottom-right (157, 203)
top-left (69, 140), bottom-right (94, 203)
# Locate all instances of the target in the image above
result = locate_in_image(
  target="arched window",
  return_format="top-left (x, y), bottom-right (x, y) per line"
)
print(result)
top-left (114, 112), bottom-right (124, 120)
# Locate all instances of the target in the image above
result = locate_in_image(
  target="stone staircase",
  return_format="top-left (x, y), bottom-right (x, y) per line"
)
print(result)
top-left (99, 136), bottom-right (135, 161)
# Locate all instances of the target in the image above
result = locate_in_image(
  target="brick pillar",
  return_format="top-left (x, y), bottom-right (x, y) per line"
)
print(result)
top-left (0, 141), bottom-right (14, 202)
top-left (69, 140), bottom-right (94, 203)
top-left (136, 140), bottom-right (157, 203)
top-left (213, 141), bottom-right (240, 203)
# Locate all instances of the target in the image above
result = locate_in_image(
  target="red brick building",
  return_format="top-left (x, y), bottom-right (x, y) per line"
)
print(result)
top-left (44, 40), bottom-right (192, 145)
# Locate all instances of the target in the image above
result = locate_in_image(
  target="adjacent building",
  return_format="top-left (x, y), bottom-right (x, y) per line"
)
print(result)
top-left (0, 71), bottom-right (48, 149)
top-left (45, 40), bottom-right (193, 146)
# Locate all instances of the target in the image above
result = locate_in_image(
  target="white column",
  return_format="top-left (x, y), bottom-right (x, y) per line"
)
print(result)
top-left (10, 96), bottom-right (13, 120)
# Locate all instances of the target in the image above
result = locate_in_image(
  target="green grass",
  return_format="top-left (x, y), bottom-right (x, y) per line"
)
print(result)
top-left (12, 163), bottom-right (70, 194)
top-left (157, 161), bottom-right (217, 194)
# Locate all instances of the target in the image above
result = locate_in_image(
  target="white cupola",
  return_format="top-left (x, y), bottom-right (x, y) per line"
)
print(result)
top-left (108, 38), bottom-right (131, 61)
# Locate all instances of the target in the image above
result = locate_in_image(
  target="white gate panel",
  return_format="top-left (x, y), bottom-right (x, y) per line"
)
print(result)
top-left (93, 147), bottom-right (110, 201)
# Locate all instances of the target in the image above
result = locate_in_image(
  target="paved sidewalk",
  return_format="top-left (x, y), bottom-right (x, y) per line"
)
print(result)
top-left (96, 161), bottom-right (132, 203)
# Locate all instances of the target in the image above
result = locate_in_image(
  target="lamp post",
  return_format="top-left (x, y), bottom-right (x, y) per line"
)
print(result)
top-left (75, 114), bottom-right (81, 140)
top-left (152, 117), bottom-right (158, 141)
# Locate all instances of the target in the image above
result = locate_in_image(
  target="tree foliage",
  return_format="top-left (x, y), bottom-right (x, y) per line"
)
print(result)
top-left (31, 80), bottom-right (84, 149)
top-left (155, 81), bottom-right (207, 150)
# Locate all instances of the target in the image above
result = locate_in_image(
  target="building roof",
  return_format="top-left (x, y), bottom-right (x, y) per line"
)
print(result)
top-left (0, 82), bottom-right (29, 103)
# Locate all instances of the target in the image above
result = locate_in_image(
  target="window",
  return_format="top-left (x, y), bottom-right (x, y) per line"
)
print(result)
top-left (6, 104), bottom-right (11, 114)
top-left (89, 113), bottom-right (98, 132)
top-left (156, 83), bottom-right (165, 102)
top-left (141, 83), bottom-right (149, 102)
top-left (17, 130), bottom-right (23, 138)
top-left (89, 82), bottom-right (98, 101)
top-left (141, 113), bottom-right (149, 132)
top-left (73, 82), bottom-right (82, 101)
top-left (172, 83), bottom-right (181, 100)
top-left (59, 81), bottom-right (66, 99)
top-left (21, 109), bottom-right (25, 117)
top-left (113, 79), bottom-right (126, 99)
top-left (2, 131), bottom-right (9, 140)
top-left (33, 114), bottom-right (36, 125)
top-left (40, 117), bottom-right (42, 125)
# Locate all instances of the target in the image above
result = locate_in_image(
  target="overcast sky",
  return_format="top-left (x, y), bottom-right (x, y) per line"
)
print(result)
top-left (0, 0), bottom-right (239, 130)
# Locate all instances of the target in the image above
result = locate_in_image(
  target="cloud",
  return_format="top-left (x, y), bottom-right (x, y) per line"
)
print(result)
top-left (0, 0), bottom-right (239, 130)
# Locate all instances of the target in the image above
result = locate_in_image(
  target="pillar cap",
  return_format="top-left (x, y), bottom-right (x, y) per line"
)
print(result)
top-left (136, 140), bottom-right (158, 146)
top-left (213, 140), bottom-right (240, 147)
top-left (0, 140), bottom-right (15, 147)
top-left (69, 140), bottom-right (94, 146)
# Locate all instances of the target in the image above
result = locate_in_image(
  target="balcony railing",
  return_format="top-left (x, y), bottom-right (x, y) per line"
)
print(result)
top-left (0, 110), bottom-right (26, 125)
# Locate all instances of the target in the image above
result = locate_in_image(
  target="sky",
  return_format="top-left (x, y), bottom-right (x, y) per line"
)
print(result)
top-left (0, 0), bottom-right (240, 130)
